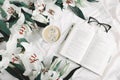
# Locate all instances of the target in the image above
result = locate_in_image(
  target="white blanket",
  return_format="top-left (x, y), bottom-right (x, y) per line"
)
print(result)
top-left (0, 0), bottom-right (120, 80)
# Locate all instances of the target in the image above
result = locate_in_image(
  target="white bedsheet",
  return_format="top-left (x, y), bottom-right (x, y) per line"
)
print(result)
top-left (0, 0), bottom-right (120, 80)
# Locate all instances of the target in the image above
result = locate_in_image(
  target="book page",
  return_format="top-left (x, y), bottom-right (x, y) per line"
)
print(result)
top-left (80, 29), bottom-right (115, 75)
top-left (60, 22), bottom-right (96, 64)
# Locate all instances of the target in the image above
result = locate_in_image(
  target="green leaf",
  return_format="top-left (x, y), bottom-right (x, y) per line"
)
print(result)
top-left (6, 67), bottom-right (27, 80)
top-left (35, 73), bottom-right (41, 80)
top-left (0, 0), bottom-right (5, 5)
top-left (77, 0), bottom-right (81, 3)
top-left (51, 56), bottom-right (58, 65)
top-left (21, 9), bottom-right (34, 22)
top-left (6, 63), bottom-right (29, 80)
top-left (10, 1), bottom-right (28, 8)
top-left (10, 1), bottom-right (35, 10)
top-left (10, 62), bottom-right (25, 73)
top-left (17, 38), bottom-right (28, 47)
top-left (41, 61), bottom-right (45, 68)
top-left (17, 43), bottom-right (25, 52)
top-left (60, 63), bottom-right (70, 77)
top-left (87, 0), bottom-right (99, 2)
top-left (0, 55), bottom-right (2, 61)
top-left (34, 20), bottom-right (49, 28)
top-left (55, 0), bottom-right (63, 9)
top-left (0, 20), bottom-right (11, 41)
top-left (0, 7), bottom-right (7, 18)
top-left (0, 30), bottom-right (9, 41)
top-left (6, 13), bottom-right (19, 28)
top-left (76, 0), bottom-right (83, 6)
top-left (50, 59), bottom-right (58, 70)
top-left (9, 20), bottom-right (18, 28)
top-left (18, 38), bottom-right (28, 43)
top-left (63, 67), bottom-right (81, 80)
top-left (29, 3), bottom-right (35, 10)
top-left (17, 38), bottom-right (28, 51)
top-left (0, 37), bottom-right (4, 42)
top-left (6, 66), bottom-right (21, 79)
top-left (53, 60), bottom-right (62, 71)
top-left (69, 5), bottom-right (86, 20)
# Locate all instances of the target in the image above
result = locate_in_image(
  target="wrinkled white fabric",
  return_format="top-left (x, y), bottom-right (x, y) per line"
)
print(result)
top-left (0, 0), bottom-right (120, 80)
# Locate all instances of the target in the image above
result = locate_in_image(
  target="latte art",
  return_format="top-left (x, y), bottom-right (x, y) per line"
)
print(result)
top-left (42, 25), bottom-right (61, 43)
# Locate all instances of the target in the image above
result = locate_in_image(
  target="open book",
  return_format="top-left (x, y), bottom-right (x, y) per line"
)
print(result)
top-left (60, 22), bottom-right (115, 76)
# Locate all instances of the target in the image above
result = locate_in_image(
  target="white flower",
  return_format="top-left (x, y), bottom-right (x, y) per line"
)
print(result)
top-left (63, 0), bottom-right (76, 9)
top-left (0, 34), bottom-right (21, 72)
top-left (34, 0), bottom-right (45, 10)
top-left (42, 2), bottom-right (62, 22)
top-left (0, 50), bottom-right (10, 72)
top-left (41, 70), bottom-right (63, 80)
top-left (32, 10), bottom-right (49, 24)
top-left (2, 0), bottom-right (21, 20)
top-left (19, 42), bottom-right (44, 76)
top-left (40, 57), bottom-right (70, 80)
top-left (32, 1), bottom-right (62, 25)
top-left (32, 0), bottom-right (49, 24)
top-left (10, 13), bottom-right (33, 39)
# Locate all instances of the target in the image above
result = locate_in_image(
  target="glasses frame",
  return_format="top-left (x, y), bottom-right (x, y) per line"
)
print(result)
top-left (88, 17), bottom-right (111, 33)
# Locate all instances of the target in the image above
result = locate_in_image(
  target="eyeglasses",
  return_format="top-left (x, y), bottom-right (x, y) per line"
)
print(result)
top-left (88, 17), bottom-right (111, 33)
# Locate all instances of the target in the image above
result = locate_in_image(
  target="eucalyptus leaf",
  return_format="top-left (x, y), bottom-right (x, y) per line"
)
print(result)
top-left (0, 7), bottom-right (7, 18)
top-left (0, 0), bottom-right (5, 5)
top-left (55, 0), bottom-right (63, 9)
top-left (69, 5), bottom-right (86, 20)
